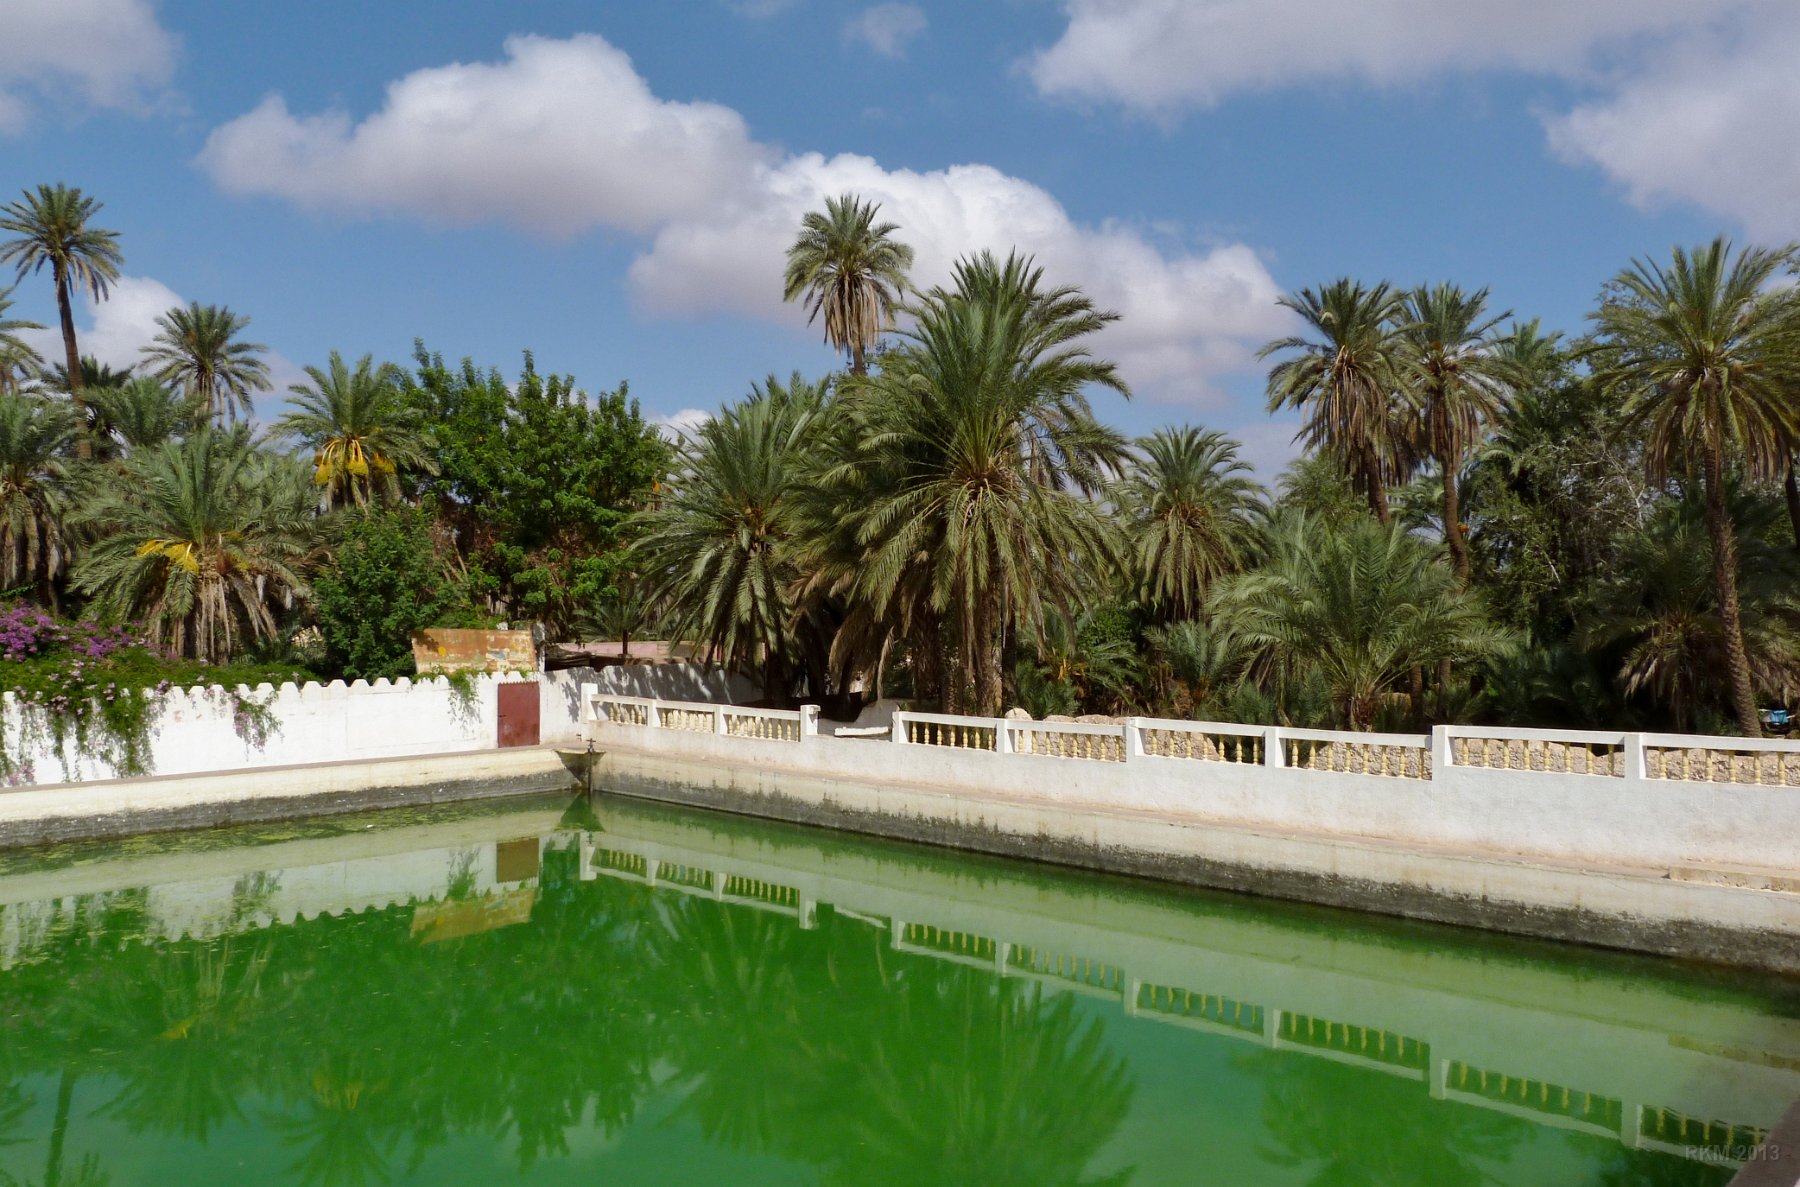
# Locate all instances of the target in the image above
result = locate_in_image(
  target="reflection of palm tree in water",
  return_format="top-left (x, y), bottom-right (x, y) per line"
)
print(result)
top-left (0, 1070), bottom-right (110, 1187)
top-left (1253, 1055), bottom-right (1532, 1186)
top-left (651, 896), bottom-right (1136, 1186)
top-left (266, 1057), bottom-right (396, 1187)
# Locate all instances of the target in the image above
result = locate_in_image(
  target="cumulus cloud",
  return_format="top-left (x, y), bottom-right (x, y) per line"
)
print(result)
top-left (201, 35), bottom-right (770, 237)
top-left (651, 407), bottom-right (713, 443)
top-left (1026, 0), bottom-right (1720, 115)
top-left (1546, 6), bottom-right (1800, 239)
top-left (200, 33), bottom-right (1287, 403)
top-left (0, 0), bottom-right (177, 134)
top-left (844, 4), bottom-right (928, 59)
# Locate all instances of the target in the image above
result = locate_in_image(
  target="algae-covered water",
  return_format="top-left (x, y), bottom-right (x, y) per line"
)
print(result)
top-left (0, 790), bottom-right (1793, 1186)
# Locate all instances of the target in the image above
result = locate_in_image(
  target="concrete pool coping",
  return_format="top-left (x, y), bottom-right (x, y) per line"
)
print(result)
top-left (0, 745), bottom-right (583, 847)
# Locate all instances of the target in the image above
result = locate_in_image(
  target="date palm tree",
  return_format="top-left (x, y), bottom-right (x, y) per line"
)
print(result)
top-left (632, 373), bottom-right (828, 698)
top-left (140, 302), bottom-right (271, 425)
top-left (1211, 515), bottom-right (1510, 728)
top-left (1589, 238), bottom-right (1800, 736)
top-left (1395, 284), bottom-right (1512, 580)
top-left (85, 377), bottom-right (197, 454)
top-left (0, 185), bottom-right (123, 458)
top-left (1262, 279), bottom-right (1413, 524)
top-left (274, 351), bottom-right (434, 510)
top-left (1116, 426), bottom-right (1264, 621)
top-left (0, 284), bottom-right (44, 395)
top-left (847, 251), bottom-right (1130, 715)
top-left (782, 193), bottom-right (914, 374)
top-left (72, 426), bottom-right (312, 663)
top-left (0, 393), bottom-right (77, 605)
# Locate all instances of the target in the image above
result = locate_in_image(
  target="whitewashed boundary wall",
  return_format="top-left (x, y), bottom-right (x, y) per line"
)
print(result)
top-left (0, 663), bottom-right (750, 787)
top-left (584, 694), bottom-right (1800, 877)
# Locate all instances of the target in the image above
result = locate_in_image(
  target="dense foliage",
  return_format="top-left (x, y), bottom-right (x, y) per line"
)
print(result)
top-left (2, 177), bottom-right (1799, 740)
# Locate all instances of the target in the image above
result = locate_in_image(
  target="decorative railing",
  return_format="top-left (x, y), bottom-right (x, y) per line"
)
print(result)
top-left (583, 690), bottom-right (1800, 790)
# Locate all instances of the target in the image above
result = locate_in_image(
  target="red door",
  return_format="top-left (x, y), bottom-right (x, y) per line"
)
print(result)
top-left (497, 681), bottom-right (540, 747)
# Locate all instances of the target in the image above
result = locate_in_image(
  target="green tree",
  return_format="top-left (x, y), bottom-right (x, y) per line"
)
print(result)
top-left (0, 184), bottom-right (123, 459)
top-left (1117, 426), bottom-right (1264, 621)
top-left (140, 302), bottom-right (270, 425)
top-left (405, 346), bottom-right (668, 637)
top-left (0, 393), bottom-right (76, 606)
top-left (633, 374), bottom-right (826, 696)
top-left (314, 507), bottom-right (477, 680)
top-left (847, 252), bottom-right (1130, 715)
top-left (72, 427), bottom-right (312, 663)
top-left (1211, 515), bottom-right (1510, 728)
top-left (1589, 238), bottom-right (1800, 736)
top-left (1262, 279), bottom-right (1411, 524)
top-left (0, 284), bottom-right (44, 395)
top-left (276, 351), bottom-right (434, 510)
top-left (1395, 283), bottom-right (1512, 580)
top-left (782, 193), bottom-right (914, 374)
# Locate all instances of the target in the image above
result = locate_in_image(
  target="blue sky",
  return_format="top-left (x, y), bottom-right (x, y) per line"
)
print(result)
top-left (3, 0), bottom-right (1785, 473)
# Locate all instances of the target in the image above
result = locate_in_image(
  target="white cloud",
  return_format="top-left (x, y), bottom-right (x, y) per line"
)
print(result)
top-left (844, 4), bottom-right (928, 59)
top-left (1026, 0), bottom-right (1721, 115)
top-left (198, 33), bottom-right (1288, 404)
top-left (651, 407), bottom-right (713, 442)
top-left (0, 0), bottom-right (177, 133)
top-left (1545, 6), bottom-right (1800, 239)
top-left (200, 34), bottom-right (770, 237)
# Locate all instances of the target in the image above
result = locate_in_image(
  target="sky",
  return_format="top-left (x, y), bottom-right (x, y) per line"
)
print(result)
top-left (0, 0), bottom-right (1784, 474)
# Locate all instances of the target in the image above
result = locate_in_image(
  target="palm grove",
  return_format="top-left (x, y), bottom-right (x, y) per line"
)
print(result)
top-left (4, 183), bottom-right (1799, 738)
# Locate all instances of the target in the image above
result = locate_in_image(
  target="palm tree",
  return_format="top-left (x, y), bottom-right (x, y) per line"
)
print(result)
top-left (0, 394), bottom-right (76, 605)
top-left (632, 373), bottom-right (827, 697)
top-left (1211, 515), bottom-right (1510, 728)
top-left (1585, 495), bottom-right (1800, 732)
top-left (140, 302), bottom-right (271, 424)
top-left (1589, 238), bottom-right (1800, 736)
top-left (0, 284), bottom-right (44, 395)
top-left (1262, 279), bottom-right (1412, 524)
top-left (1489, 317), bottom-right (1566, 391)
top-left (847, 251), bottom-right (1130, 714)
top-left (84, 377), bottom-right (196, 454)
top-left (71, 427), bottom-right (312, 663)
top-left (1116, 426), bottom-right (1264, 620)
top-left (782, 193), bottom-right (914, 374)
top-left (0, 185), bottom-right (123, 459)
top-left (274, 351), bottom-right (434, 510)
top-left (1395, 284), bottom-right (1512, 580)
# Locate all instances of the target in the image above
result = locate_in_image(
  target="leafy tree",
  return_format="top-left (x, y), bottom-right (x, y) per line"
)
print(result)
top-left (405, 345), bottom-right (668, 637)
top-left (1262, 279), bottom-right (1412, 524)
top-left (276, 351), bottom-right (434, 510)
top-left (0, 284), bottom-right (43, 395)
top-left (141, 302), bottom-right (271, 424)
top-left (314, 506), bottom-right (480, 680)
top-left (782, 193), bottom-right (914, 374)
top-left (1395, 283), bottom-right (1512, 579)
top-left (1116, 426), bottom-right (1264, 621)
top-left (847, 252), bottom-right (1130, 715)
top-left (1211, 515), bottom-right (1511, 728)
top-left (72, 427), bottom-right (313, 663)
top-left (0, 393), bottom-right (76, 606)
top-left (1589, 238), bottom-right (1800, 735)
top-left (633, 374), bottom-right (825, 696)
top-left (0, 184), bottom-right (123, 459)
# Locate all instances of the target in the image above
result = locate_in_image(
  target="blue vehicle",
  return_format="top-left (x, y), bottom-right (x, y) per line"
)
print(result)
top-left (1760, 707), bottom-right (1794, 735)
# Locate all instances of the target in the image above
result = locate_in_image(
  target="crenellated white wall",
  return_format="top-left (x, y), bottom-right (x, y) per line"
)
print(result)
top-left (0, 663), bottom-right (749, 787)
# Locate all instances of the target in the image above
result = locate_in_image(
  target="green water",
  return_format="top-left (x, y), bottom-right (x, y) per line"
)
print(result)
top-left (0, 792), bottom-right (1793, 1186)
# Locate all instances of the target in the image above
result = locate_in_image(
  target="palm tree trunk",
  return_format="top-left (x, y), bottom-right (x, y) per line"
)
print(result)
top-left (45, 1067), bottom-right (75, 1187)
top-left (1703, 440), bottom-right (1761, 737)
top-left (850, 340), bottom-right (865, 377)
top-left (54, 265), bottom-right (91, 461)
top-left (1784, 456), bottom-right (1800, 552)
top-left (1441, 443), bottom-right (1469, 581)
top-left (1362, 447), bottom-right (1390, 525)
